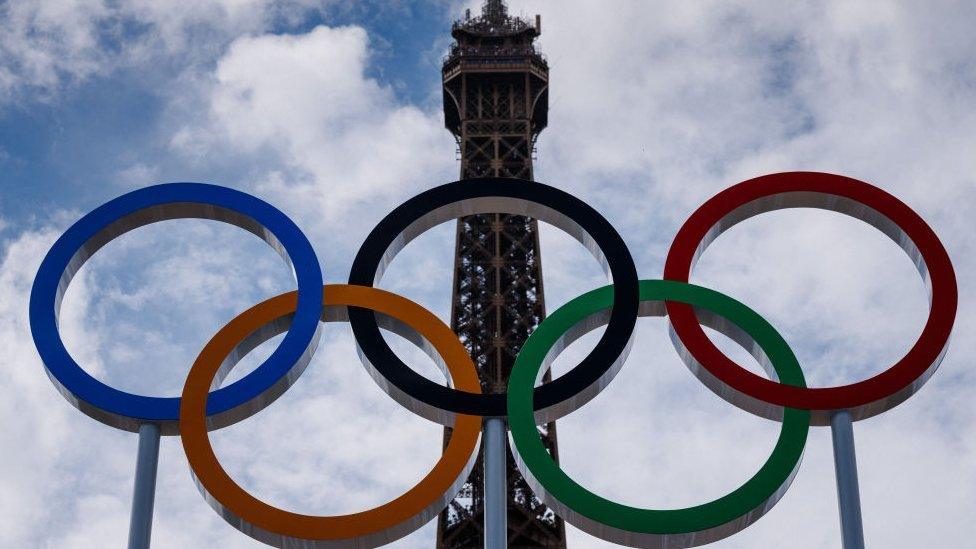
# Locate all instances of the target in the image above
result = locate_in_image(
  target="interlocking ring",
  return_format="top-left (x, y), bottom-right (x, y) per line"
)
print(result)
top-left (663, 172), bottom-right (958, 424)
top-left (508, 280), bottom-right (809, 547)
top-left (180, 285), bottom-right (481, 547)
top-left (28, 173), bottom-right (956, 548)
top-left (348, 177), bottom-right (639, 425)
top-left (29, 183), bottom-right (324, 433)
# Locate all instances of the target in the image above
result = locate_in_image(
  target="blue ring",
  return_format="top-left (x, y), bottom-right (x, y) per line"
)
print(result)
top-left (29, 183), bottom-right (323, 434)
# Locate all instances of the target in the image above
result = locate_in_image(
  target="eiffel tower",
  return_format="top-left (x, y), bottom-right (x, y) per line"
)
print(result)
top-left (436, 1), bottom-right (566, 547)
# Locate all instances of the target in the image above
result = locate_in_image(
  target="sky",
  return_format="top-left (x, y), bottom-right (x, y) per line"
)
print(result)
top-left (1, 0), bottom-right (975, 547)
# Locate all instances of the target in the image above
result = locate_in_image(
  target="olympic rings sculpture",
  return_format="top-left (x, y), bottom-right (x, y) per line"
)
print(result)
top-left (29, 172), bottom-right (957, 548)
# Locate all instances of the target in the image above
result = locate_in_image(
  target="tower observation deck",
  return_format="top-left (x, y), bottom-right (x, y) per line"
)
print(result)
top-left (436, 1), bottom-right (566, 547)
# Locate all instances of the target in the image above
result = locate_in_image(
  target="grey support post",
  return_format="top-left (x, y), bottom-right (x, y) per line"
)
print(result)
top-left (127, 423), bottom-right (161, 549)
top-left (483, 418), bottom-right (508, 549)
top-left (831, 410), bottom-right (865, 549)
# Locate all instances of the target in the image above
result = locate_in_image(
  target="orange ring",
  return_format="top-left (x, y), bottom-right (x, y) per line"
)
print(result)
top-left (179, 284), bottom-right (481, 547)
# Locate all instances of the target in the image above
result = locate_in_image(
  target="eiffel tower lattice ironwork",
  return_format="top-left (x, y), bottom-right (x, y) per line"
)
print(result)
top-left (436, 1), bottom-right (566, 547)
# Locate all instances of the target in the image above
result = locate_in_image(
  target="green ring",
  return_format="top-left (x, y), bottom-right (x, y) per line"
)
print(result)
top-left (508, 280), bottom-right (810, 547)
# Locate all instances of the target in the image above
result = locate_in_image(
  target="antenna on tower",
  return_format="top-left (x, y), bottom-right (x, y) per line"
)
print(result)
top-left (482, 0), bottom-right (508, 20)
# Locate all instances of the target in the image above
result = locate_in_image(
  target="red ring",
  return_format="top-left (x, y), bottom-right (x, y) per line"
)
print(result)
top-left (664, 171), bottom-right (957, 423)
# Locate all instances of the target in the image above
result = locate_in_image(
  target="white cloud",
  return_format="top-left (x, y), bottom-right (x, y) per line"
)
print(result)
top-left (171, 22), bottom-right (457, 274)
top-left (114, 162), bottom-right (161, 188)
top-left (0, 0), bottom-right (328, 106)
top-left (0, 226), bottom-right (124, 546)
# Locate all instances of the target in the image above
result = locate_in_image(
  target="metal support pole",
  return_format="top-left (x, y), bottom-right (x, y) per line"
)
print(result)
top-left (484, 418), bottom-right (507, 549)
top-left (127, 423), bottom-right (161, 549)
top-left (831, 410), bottom-right (865, 549)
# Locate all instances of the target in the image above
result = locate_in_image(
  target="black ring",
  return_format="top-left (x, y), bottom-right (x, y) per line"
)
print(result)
top-left (348, 178), bottom-right (639, 424)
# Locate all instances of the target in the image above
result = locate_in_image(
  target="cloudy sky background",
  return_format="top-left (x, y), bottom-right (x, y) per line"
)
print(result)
top-left (1, 0), bottom-right (974, 547)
